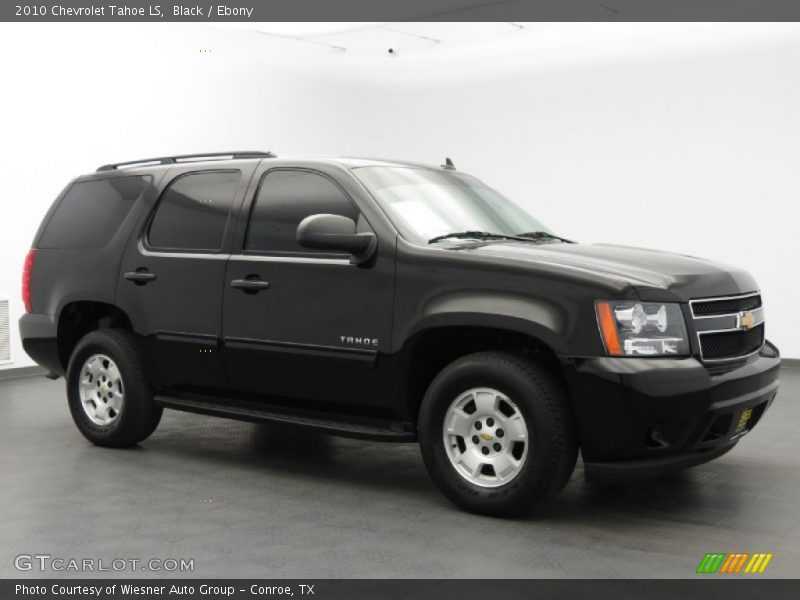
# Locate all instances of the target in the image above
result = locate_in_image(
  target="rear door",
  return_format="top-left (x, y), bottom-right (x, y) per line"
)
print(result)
top-left (116, 164), bottom-right (255, 393)
top-left (221, 166), bottom-right (396, 410)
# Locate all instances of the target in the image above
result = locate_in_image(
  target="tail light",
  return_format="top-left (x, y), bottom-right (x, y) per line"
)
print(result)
top-left (22, 249), bottom-right (36, 313)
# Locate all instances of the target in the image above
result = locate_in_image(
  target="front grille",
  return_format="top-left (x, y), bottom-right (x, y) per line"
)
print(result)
top-left (700, 324), bottom-right (765, 360)
top-left (690, 292), bottom-right (765, 362)
top-left (691, 294), bottom-right (761, 316)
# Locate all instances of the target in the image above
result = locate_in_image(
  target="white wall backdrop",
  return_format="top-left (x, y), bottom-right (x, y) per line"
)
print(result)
top-left (1, 22), bottom-right (798, 369)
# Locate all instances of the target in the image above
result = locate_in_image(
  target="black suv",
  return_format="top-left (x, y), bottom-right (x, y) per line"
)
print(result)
top-left (20, 151), bottom-right (780, 515)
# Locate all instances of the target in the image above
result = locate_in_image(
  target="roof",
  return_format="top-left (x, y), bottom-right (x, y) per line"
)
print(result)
top-left (93, 152), bottom-right (453, 175)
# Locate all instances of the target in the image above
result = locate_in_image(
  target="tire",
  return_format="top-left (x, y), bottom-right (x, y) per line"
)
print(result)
top-left (418, 351), bottom-right (577, 516)
top-left (66, 329), bottom-right (162, 447)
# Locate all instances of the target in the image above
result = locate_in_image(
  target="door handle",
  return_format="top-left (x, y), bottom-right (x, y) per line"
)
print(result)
top-left (230, 278), bottom-right (270, 292)
top-left (124, 270), bottom-right (156, 284)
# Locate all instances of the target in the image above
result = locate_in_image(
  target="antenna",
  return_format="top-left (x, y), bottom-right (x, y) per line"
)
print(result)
top-left (442, 157), bottom-right (456, 170)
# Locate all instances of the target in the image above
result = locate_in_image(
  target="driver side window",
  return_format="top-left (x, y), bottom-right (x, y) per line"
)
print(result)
top-left (245, 170), bottom-right (359, 254)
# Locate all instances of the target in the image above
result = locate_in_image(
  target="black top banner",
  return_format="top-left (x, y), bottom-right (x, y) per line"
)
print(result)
top-left (4, 0), bottom-right (800, 22)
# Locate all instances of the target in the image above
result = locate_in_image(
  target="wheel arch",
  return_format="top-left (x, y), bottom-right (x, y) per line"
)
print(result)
top-left (56, 301), bottom-right (134, 371)
top-left (394, 319), bottom-right (569, 425)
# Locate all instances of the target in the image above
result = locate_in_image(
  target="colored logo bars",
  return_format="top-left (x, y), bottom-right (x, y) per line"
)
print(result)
top-left (696, 553), bottom-right (773, 574)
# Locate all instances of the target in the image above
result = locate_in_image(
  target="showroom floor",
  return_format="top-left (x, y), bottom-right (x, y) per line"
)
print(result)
top-left (1, 366), bottom-right (798, 579)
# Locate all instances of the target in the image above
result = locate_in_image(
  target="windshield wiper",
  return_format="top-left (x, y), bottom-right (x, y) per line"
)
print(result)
top-left (516, 231), bottom-right (574, 244)
top-left (428, 231), bottom-right (528, 244)
top-left (428, 230), bottom-right (573, 245)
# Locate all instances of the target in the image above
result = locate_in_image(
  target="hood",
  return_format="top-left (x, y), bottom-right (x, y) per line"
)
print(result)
top-left (458, 241), bottom-right (758, 301)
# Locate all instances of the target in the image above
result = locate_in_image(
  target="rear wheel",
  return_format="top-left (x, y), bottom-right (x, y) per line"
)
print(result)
top-left (418, 351), bottom-right (577, 516)
top-left (66, 329), bottom-right (162, 447)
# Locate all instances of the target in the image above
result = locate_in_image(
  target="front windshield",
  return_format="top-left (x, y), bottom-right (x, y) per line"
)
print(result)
top-left (353, 166), bottom-right (550, 244)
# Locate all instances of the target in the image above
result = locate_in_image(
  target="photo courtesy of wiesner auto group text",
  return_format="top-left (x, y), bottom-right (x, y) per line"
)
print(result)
top-left (1, 1), bottom-right (799, 599)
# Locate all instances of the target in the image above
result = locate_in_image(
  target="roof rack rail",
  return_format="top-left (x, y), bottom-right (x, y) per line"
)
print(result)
top-left (96, 151), bottom-right (276, 172)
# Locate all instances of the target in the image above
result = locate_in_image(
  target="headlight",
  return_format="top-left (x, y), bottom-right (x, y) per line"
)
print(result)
top-left (595, 301), bottom-right (689, 356)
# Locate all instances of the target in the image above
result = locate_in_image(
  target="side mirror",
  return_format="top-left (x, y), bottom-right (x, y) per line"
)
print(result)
top-left (297, 214), bottom-right (377, 264)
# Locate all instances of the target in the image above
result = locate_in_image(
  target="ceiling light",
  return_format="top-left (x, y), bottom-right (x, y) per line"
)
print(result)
top-left (214, 23), bottom-right (385, 38)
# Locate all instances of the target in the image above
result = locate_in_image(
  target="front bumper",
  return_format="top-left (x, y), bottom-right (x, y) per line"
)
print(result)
top-left (562, 341), bottom-right (780, 483)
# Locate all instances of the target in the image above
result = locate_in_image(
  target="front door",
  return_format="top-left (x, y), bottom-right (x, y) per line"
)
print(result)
top-left (222, 168), bottom-right (394, 409)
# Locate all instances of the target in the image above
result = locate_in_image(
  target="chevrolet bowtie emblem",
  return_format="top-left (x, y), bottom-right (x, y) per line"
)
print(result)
top-left (480, 433), bottom-right (492, 442)
top-left (739, 311), bottom-right (756, 331)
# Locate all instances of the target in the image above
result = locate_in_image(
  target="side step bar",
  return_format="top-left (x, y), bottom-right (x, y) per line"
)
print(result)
top-left (154, 394), bottom-right (416, 442)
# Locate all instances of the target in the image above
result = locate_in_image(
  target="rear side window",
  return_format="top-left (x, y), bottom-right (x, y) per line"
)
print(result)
top-left (246, 170), bottom-right (358, 254)
top-left (148, 170), bottom-right (240, 252)
top-left (38, 176), bottom-right (150, 249)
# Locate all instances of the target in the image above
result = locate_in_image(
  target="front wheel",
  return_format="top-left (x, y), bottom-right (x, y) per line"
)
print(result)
top-left (418, 351), bottom-right (577, 516)
top-left (66, 329), bottom-right (162, 447)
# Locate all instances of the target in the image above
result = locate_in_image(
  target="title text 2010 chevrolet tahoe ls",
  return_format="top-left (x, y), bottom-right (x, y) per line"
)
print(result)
top-left (20, 151), bottom-right (780, 515)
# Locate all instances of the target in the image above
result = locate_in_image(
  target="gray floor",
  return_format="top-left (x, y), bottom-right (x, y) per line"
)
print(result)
top-left (1, 367), bottom-right (798, 579)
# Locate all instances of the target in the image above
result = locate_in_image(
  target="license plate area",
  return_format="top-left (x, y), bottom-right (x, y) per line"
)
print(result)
top-left (700, 398), bottom-right (771, 447)
top-left (734, 407), bottom-right (754, 434)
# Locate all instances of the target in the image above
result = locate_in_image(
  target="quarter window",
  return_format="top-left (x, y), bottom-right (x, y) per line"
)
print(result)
top-left (148, 171), bottom-right (240, 251)
top-left (245, 170), bottom-right (359, 254)
top-left (39, 176), bottom-right (150, 249)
